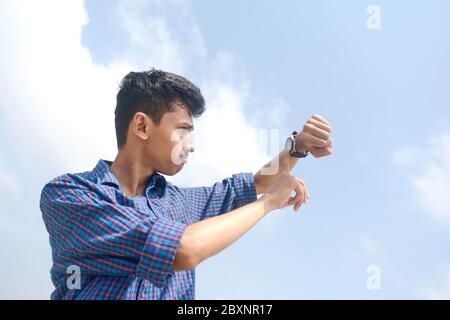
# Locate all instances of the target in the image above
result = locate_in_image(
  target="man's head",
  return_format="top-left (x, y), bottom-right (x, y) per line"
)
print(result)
top-left (114, 69), bottom-right (205, 175)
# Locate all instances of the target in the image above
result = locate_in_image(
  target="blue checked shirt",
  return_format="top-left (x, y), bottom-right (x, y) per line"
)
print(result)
top-left (40, 159), bottom-right (257, 300)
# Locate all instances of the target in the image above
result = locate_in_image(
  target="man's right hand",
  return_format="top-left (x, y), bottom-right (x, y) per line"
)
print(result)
top-left (262, 154), bottom-right (310, 212)
top-left (176, 153), bottom-right (309, 270)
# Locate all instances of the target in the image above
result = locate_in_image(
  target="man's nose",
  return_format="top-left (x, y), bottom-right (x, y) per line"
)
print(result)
top-left (183, 139), bottom-right (195, 153)
top-left (185, 143), bottom-right (195, 153)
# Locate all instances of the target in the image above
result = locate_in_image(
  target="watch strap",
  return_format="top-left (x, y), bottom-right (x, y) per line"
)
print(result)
top-left (289, 131), bottom-right (309, 158)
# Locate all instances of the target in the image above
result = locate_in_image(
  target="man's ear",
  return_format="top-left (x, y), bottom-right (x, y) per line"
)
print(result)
top-left (131, 112), bottom-right (153, 141)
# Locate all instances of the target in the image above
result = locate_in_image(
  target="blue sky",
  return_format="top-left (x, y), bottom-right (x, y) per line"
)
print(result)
top-left (1, 0), bottom-right (450, 299)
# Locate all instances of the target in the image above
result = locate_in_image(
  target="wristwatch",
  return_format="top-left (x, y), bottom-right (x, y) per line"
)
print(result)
top-left (285, 131), bottom-right (309, 158)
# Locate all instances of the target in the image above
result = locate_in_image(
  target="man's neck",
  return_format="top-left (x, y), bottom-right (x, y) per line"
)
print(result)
top-left (110, 149), bottom-right (155, 197)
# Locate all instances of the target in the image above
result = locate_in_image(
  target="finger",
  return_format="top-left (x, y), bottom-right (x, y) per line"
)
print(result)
top-left (286, 178), bottom-right (303, 210)
top-left (310, 143), bottom-right (333, 157)
top-left (295, 177), bottom-right (310, 202)
top-left (303, 122), bottom-right (331, 140)
top-left (313, 138), bottom-right (333, 149)
top-left (314, 138), bottom-right (334, 150)
top-left (294, 178), bottom-right (306, 204)
top-left (311, 149), bottom-right (332, 157)
top-left (287, 196), bottom-right (296, 206)
top-left (293, 183), bottom-right (306, 211)
top-left (293, 194), bottom-right (303, 211)
top-left (311, 114), bottom-right (331, 126)
top-left (292, 187), bottom-right (303, 210)
top-left (306, 118), bottom-right (332, 133)
top-left (302, 131), bottom-right (329, 148)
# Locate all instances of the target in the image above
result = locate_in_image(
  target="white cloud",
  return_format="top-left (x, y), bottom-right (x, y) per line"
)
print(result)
top-left (115, 0), bottom-right (207, 75)
top-left (0, 0), bottom-right (132, 174)
top-left (394, 134), bottom-right (450, 225)
top-left (396, 135), bottom-right (450, 300)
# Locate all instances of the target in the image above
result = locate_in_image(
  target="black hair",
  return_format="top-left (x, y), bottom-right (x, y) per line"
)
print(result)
top-left (114, 68), bottom-right (205, 149)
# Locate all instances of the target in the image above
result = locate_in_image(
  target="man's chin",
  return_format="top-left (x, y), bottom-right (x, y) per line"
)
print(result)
top-left (160, 163), bottom-right (185, 176)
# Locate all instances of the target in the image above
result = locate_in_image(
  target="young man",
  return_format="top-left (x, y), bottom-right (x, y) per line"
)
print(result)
top-left (40, 69), bottom-right (333, 300)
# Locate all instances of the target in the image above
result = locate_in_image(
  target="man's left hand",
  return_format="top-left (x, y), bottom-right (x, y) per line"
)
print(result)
top-left (295, 114), bottom-right (333, 158)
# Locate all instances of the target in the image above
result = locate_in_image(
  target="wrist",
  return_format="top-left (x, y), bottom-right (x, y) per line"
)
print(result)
top-left (295, 136), bottom-right (308, 153)
top-left (259, 194), bottom-right (276, 213)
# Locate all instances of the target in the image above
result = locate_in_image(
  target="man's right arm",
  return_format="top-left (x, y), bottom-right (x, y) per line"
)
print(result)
top-left (173, 164), bottom-right (309, 271)
top-left (173, 194), bottom-right (271, 271)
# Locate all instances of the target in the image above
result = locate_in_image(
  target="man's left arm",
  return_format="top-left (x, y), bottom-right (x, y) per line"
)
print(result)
top-left (254, 114), bottom-right (333, 195)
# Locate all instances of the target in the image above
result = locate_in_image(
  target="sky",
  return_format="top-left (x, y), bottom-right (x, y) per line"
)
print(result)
top-left (0, 0), bottom-right (449, 299)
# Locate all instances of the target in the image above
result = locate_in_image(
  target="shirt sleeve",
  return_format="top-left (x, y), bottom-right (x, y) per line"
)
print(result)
top-left (40, 176), bottom-right (187, 288)
top-left (178, 172), bottom-right (258, 222)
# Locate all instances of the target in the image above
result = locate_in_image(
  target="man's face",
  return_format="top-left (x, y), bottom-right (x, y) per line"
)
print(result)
top-left (144, 100), bottom-right (195, 176)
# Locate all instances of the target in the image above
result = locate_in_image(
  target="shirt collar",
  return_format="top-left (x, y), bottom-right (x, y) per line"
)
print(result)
top-left (93, 159), bottom-right (167, 198)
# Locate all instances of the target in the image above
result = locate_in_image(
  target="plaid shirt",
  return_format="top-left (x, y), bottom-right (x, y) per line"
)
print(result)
top-left (40, 159), bottom-right (257, 300)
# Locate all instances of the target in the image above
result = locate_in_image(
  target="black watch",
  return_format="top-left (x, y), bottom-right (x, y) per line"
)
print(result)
top-left (285, 131), bottom-right (309, 158)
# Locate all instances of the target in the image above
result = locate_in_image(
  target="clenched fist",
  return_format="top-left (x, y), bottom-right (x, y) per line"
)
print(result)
top-left (295, 115), bottom-right (333, 158)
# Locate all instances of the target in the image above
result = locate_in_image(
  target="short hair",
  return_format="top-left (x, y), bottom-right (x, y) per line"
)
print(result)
top-left (114, 68), bottom-right (205, 149)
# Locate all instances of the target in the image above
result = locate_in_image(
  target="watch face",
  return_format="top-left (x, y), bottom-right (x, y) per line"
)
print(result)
top-left (285, 137), bottom-right (293, 151)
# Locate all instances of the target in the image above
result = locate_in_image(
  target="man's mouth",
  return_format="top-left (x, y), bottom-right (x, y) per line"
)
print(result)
top-left (180, 154), bottom-right (189, 164)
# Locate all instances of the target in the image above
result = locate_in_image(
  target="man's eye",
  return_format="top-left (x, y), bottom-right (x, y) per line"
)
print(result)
top-left (176, 128), bottom-right (189, 135)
